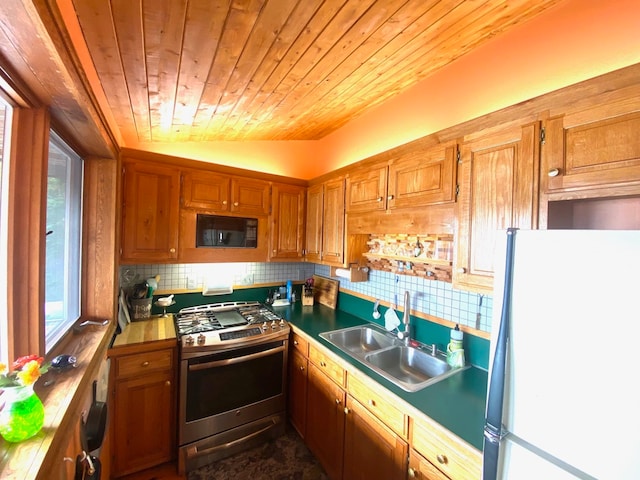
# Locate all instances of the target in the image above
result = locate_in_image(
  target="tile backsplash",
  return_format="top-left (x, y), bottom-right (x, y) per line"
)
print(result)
top-left (120, 262), bottom-right (492, 333)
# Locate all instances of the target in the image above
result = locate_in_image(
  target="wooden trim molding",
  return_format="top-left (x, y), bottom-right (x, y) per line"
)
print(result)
top-left (6, 106), bottom-right (49, 357)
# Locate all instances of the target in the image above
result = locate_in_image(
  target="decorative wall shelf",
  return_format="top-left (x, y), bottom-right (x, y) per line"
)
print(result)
top-left (363, 233), bottom-right (453, 282)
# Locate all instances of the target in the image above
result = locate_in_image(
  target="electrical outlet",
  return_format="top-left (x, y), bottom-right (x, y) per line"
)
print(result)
top-left (239, 274), bottom-right (254, 285)
top-left (186, 276), bottom-right (197, 289)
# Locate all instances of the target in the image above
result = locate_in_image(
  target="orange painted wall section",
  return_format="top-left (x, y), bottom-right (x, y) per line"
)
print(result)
top-left (313, 0), bottom-right (640, 178)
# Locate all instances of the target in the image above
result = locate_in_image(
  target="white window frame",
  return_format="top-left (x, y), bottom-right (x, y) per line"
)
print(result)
top-left (45, 131), bottom-right (83, 351)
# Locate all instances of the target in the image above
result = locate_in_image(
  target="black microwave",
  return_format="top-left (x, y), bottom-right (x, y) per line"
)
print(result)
top-left (196, 214), bottom-right (258, 248)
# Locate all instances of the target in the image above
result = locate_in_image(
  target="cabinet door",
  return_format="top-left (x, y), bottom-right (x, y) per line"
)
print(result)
top-left (346, 165), bottom-right (388, 213)
top-left (306, 363), bottom-right (346, 480)
top-left (305, 184), bottom-right (323, 262)
top-left (230, 177), bottom-right (271, 216)
top-left (288, 348), bottom-right (308, 438)
top-left (112, 370), bottom-right (175, 477)
top-left (270, 183), bottom-right (305, 260)
top-left (542, 110), bottom-right (640, 194)
top-left (454, 123), bottom-right (539, 293)
top-left (343, 396), bottom-right (408, 480)
top-left (182, 170), bottom-right (230, 211)
top-left (121, 160), bottom-right (180, 262)
top-left (388, 142), bottom-right (457, 209)
top-left (321, 177), bottom-right (345, 265)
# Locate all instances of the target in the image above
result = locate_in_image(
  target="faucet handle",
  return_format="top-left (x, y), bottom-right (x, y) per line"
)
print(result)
top-left (431, 344), bottom-right (438, 356)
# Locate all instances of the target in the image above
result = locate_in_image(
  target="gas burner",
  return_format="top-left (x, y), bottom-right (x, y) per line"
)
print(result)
top-left (174, 301), bottom-right (287, 341)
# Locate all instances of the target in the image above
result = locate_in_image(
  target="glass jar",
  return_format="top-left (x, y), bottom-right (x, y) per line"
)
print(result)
top-left (0, 384), bottom-right (45, 442)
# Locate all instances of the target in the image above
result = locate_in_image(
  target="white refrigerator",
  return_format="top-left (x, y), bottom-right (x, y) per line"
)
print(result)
top-left (484, 229), bottom-right (640, 480)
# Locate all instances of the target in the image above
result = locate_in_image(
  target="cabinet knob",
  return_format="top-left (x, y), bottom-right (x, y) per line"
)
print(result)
top-left (222, 200), bottom-right (228, 205)
top-left (436, 454), bottom-right (448, 465)
top-left (334, 398), bottom-right (341, 405)
top-left (299, 366), bottom-right (305, 371)
top-left (368, 399), bottom-right (376, 407)
top-left (233, 201), bottom-right (239, 207)
top-left (320, 361), bottom-right (327, 367)
top-left (165, 380), bottom-right (171, 387)
top-left (293, 340), bottom-right (298, 345)
top-left (344, 407), bottom-right (350, 415)
top-left (456, 267), bottom-right (466, 274)
top-left (169, 247), bottom-right (176, 254)
top-left (377, 197), bottom-right (383, 202)
top-left (387, 194), bottom-right (394, 200)
top-left (548, 168), bottom-right (560, 177)
top-left (408, 467), bottom-right (418, 478)
top-left (142, 361), bottom-right (149, 367)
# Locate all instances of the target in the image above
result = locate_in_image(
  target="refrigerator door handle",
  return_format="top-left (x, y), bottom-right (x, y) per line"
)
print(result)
top-left (483, 228), bottom-right (518, 480)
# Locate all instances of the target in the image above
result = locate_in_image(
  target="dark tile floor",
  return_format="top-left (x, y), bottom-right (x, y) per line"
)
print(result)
top-left (187, 424), bottom-right (328, 480)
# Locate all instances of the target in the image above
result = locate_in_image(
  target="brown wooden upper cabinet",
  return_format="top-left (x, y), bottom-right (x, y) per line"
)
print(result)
top-left (346, 141), bottom-right (457, 213)
top-left (270, 183), bottom-right (306, 260)
top-left (182, 170), bottom-right (270, 216)
top-left (542, 106), bottom-right (640, 195)
top-left (305, 177), bottom-right (345, 266)
top-left (454, 122), bottom-right (540, 294)
top-left (121, 159), bottom-right (180, 262)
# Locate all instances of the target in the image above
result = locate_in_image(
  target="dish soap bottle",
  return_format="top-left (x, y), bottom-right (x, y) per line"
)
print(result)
top-left (447, 324), bottom-right (465, 367)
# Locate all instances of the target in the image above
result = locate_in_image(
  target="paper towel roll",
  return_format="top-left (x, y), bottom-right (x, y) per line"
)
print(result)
top-left (334, 268), bottom-right (351, 279)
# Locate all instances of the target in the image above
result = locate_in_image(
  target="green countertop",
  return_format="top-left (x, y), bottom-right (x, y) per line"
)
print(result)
top-left (273, 302), bottom-right (488, 452)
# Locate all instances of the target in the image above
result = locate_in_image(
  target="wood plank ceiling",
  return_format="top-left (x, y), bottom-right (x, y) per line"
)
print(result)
top-left (71, 0), bottom-right (563, 144)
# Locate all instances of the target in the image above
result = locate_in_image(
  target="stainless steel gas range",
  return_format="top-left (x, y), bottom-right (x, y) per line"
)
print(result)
top-left (174, 301), bottom-right (290, 473)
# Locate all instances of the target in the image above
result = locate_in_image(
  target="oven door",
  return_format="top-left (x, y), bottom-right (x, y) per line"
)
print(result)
top-left (179, 339), bottom-right (288, 446)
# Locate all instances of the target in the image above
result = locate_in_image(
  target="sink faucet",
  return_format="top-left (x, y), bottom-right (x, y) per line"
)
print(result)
top-left (397, 291), bottom-right (412, 344)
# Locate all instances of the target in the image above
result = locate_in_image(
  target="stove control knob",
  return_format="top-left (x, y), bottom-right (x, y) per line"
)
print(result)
top-left (279, 319), bottom-right (285, 327)
top-left (197, 334), bottom-right (206, 345)
top-left (271, 320), bottom-right (277, 329)
top-left (184, 335), bottom-right (194, 345)
top-left (262, 322), bottom-right (268, 331)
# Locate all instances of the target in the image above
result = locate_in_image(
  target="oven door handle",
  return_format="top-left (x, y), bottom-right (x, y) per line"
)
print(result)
top-left (185, 418), bottom-right (277, 460)
top-left (188, 344), bottom-right (285, 371)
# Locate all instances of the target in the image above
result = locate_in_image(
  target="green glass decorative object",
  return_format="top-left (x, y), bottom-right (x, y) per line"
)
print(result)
top-left (0, 384), bottom-right (45, 442)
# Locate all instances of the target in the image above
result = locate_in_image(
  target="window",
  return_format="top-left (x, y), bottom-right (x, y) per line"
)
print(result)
top-left (0, 98), bottom-right (11, 363)
top-left (45, 132), bottom-right (83, 351)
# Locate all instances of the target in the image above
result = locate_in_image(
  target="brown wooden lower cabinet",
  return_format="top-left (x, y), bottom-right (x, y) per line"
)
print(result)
top-left (305, 362), bottom-right (346, 480)
top-left (109, 345), bottom-right (176, 477)
top-left (343, 395), bottom-right (408, 480)
top-left (409, 448), bottom-right (451, 480)
top-left (288, 347), bottom-right (308, 438)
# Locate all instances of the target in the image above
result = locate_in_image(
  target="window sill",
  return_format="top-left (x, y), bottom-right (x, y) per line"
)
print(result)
top-left (0, 320), bottom-right (115, 479)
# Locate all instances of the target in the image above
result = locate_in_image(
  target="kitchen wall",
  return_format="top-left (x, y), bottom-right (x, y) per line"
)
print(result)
top-left (120, 262), bottom-right (493, 333)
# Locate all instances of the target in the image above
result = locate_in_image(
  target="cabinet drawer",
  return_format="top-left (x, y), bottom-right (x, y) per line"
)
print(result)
top-left (348, 372), bottom-right (408, 438)
top-left (411, 416), bottom-right (482, 480)
top-left (309, 345), bottom-right (345, 387)
top-left (291, 332), bottom-right (309, 356)
top-left (409, 448), bottom-right (449, 480)
top-left (115, 348), bottom-right (173, 378)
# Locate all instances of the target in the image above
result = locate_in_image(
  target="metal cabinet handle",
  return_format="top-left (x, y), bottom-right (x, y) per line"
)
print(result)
top-left (344, 407), bottom-right (350, 414)
top-left (320, 361), bottom-right (327, 367)
top-left (368, 399), bottom-right (376, 407)
top-left (334, 398), bottom-right (341, 405)
top-left (387, 194), bottom-right (394, 200)
top-left (293, 340), bottom-right (298, 345)
top-left (456, 267), bottom-right (466, 274)
top-left (299, 366), bottom-right (305, 371)
top-left (377, 197), bottom-right (383, 202)
top-left (408, 467), bottom-right (418, 478)
top-left (436, 454), bottom-right (448, 464)
top-left (548, 168), bottom-right (560, 177)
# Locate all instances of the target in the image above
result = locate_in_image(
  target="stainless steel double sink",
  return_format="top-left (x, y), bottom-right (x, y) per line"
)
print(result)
top-left (319, 325), bottom-right (467, 392)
